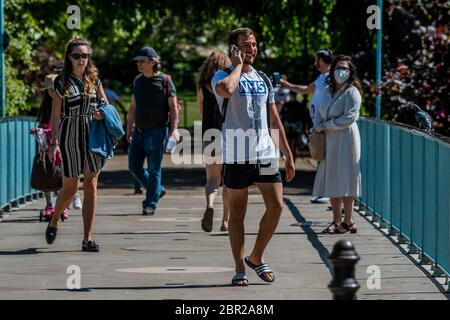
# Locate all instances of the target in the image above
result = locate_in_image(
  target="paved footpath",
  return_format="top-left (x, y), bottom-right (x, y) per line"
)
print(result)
top-left (0, 154), bottom-right (448, 300)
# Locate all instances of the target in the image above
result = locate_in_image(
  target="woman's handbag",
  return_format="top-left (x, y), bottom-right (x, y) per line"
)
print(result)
top-left (308, 88), bottom-right (347, 161)
top-left (308, 130), bottom-right (325, 161)
top-left (30, 152), bottom-right (62, 192)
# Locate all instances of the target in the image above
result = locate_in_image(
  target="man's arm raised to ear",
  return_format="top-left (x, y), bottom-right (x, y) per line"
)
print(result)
top-left (215, 49), bottom-right (246, 98)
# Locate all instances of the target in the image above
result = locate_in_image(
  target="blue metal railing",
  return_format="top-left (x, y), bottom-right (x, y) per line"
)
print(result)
top-left (0, 116), bottom-right (41, 212)
top-left (358, 118), bottom-right (450, 277)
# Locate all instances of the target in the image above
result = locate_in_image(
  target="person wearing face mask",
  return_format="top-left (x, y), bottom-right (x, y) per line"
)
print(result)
top-left (281, 49), bottom-right (334, 205)
top-left (312, 55), bottom-right (362, 234)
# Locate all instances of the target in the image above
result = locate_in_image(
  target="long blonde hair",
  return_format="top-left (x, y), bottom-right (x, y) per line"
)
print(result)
top-left (198, 51), bottom-right (231, 91)
top-left (60, 36), bottom-right (99, 96)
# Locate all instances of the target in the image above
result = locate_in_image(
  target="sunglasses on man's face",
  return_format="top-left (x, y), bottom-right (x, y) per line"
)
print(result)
top-left (71, 53), bottom-right (90, 60)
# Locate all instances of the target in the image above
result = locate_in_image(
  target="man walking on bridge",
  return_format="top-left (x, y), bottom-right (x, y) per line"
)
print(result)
top-left (212, 27), bottom-right (295, 286)
top-left (127, 47), bottom-right (179, 216)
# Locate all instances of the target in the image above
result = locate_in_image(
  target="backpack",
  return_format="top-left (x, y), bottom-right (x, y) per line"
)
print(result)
top-left (220, 68), bottom-right (271, 127)
top-left (163, 74), bottom-right (181, 111)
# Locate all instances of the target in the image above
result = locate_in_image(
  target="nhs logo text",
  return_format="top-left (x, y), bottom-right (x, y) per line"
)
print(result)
top-left (239, 81), bottom-right (267, 96)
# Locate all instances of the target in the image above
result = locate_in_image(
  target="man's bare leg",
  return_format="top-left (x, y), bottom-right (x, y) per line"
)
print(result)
top-left (247, 182), bottom-right (284, 281)
top-left (221, 187), bottom-right (230, 231)
top-left (227, 187), bottom-right (248, 284)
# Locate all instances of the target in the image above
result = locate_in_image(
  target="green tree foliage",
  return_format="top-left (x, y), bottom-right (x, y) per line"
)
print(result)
top-left (3, 0), bottom-right (373, 116)
top-left (4, 0), bottom-right (43, 115)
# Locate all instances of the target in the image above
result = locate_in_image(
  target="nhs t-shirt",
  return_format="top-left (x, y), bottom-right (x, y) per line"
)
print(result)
top-left (310, 72), bottom-right (329, 121)
top-left (211, 65), bottom-right (277, 164)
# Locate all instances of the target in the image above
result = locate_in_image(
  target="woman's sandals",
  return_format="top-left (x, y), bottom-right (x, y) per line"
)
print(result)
top-left (337, 222), bottom-right (357, 234)
top-left (322, 222), bottom-right (339, 234)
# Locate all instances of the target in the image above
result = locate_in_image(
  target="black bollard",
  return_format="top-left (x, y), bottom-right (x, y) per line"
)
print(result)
top-left (328, 240), bottom-right (360, 300)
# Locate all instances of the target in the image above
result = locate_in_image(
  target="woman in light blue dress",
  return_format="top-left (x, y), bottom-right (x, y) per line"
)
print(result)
top-left (313, 55), bottom-right (362, 234)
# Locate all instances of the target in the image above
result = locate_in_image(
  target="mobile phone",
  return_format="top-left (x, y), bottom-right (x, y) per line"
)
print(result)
top-left (230, 44), bottom-right (239, 55)
top-left (273, 72), bottom-right (281, 87)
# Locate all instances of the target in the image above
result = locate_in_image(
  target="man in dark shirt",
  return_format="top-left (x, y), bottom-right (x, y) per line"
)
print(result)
top-left (127, 47), bottom-right (179, 215)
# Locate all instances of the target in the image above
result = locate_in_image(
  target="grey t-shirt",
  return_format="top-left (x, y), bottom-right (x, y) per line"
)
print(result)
top-left (211, 65), bottom-right (277, 163)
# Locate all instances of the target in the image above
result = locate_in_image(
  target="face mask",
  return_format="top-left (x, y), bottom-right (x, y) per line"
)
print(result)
top-left (334, 68), bottom-right (350, 84)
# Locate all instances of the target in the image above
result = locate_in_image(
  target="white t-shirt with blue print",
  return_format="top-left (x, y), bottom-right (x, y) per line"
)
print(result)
top-left (211, 65), bottom-right (277, 164)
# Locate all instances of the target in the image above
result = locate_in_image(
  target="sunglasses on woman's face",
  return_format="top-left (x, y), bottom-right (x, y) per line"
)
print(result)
top-left (71, 53), bottom-right (90, 60)
top-left (336, 66), bottom-right (350, 71)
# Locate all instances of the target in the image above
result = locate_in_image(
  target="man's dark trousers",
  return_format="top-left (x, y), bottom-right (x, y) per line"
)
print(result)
top-left (128, 127), bottom-right (168, 209)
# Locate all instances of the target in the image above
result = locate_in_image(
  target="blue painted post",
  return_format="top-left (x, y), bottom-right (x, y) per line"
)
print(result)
top-left (0, 0), bottom-right (4, 118)
top-left (381, 123), bottom-right (390, 229)
top-left (375, 0), bottom-right (383, 119)
top-left (432, 142), bottom-right (445, 277)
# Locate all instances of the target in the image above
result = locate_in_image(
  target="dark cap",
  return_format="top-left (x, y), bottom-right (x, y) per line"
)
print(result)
top-left (132, 46), bottom-right (159, 61)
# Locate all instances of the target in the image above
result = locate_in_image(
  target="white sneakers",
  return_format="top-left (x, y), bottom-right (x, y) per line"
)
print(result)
top-left (72, 193), bottom-right (82, 209)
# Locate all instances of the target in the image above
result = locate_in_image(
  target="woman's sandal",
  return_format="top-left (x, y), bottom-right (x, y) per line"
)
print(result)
top-left (45, 222), bottom-right (58, 245)
top-left (244, 256), bottom-right (275, 283)
top-left (231, 273), bottom-right (249, 286)
top-left (201, 208), bottom-right (214, 233)
top-left (337, 222), bottom-right (357, 234)
top-left (322, 222), bottom-right (339, 234)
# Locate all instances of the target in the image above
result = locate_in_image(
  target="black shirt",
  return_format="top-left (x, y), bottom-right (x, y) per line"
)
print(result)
top-left (133, 73), bottom-right (176, 129)
top-left (201, 86), bottom-right (222, 134)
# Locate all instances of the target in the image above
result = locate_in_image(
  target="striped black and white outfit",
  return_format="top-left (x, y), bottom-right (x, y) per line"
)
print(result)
top-left (54, 74), bottom-right (105, 178)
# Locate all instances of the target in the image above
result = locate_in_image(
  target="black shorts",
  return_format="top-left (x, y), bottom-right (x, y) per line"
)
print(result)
top-left (223, 161), bottom-right (282, 189)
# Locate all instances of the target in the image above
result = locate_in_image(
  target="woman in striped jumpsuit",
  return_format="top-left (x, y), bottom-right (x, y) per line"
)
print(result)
top-left (46, 36), bottom-right (108, 252)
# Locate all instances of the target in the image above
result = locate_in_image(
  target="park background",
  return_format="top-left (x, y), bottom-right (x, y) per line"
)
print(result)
top-left (3, 0), bottom-right (449, 135)
top-left (0, 1), bottom-right (450, 300)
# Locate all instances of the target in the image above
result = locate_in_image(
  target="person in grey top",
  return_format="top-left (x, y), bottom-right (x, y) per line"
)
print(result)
top-left (312, 55), bottom-right (362, 234)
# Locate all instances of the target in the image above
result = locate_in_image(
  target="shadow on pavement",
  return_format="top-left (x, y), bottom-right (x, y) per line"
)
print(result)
top-left (209, 232), bottom-right (310, 237)
top-left (0, 218), bottom-right (41, 223)
top-left (48, 283), bottom-right (270, 291)
top-left (283, 197), bottom-right (333, 275)
top-left (98, 168), bottom-right (205, 190)
top-left (0, 248), bottom-right (87, 255)
top-left (98, 163), bottom-right (316, 195)
top-left (0, 248), bottom-right (40, 255)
